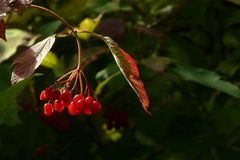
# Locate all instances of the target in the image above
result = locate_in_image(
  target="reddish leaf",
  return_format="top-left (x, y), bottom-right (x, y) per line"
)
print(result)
top-left (100, 36), bottom-right (150, 113)
top-left (0, 19), bottom-right (6, 41)
top-left (11, 35), bottom-right (56, 84)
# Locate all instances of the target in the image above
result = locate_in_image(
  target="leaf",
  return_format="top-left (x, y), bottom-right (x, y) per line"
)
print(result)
top-left (0, 29), bottom-right (35, 63)
top-left (0, 19), bottom-right (6, 41)
top-left (0, 75), bottom-right (34, 126)
top-left (41, 51), bottom-right (63, 71)
top-left (77, 15), bottom-right (101, 40)
top-left (11, 35), bottom-right (56, 84)
top-left (36, 21), bottom-right (61, 37)
top-left (173, 65), bottom-right (240, 98)
top-left (95, 71), bottom-right (121, 95)
top-left (100, 36), bottom-right (150, 113)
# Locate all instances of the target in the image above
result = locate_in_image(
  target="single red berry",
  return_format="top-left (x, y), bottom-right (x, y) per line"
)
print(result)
top-left (92, 101), bottom-right (101, 113)
top-left (54, 99), bottom-right (64, 112)
top-left (40, 90), bottom-right (46, 101)
top-left (44, 103), bottom-right (54, 116)
top-left (84, 96), bottom-right (93, 115)
top-left (68, 102), bottom-right (79, 115)
top-left (85, 96), bottom-right (93, 105)
top-left (61, 89), bottom-right (72, 106)
top-left (73, 94), bottom-right (83, 104)
top-left (76, 99), bottom-right (85, 113)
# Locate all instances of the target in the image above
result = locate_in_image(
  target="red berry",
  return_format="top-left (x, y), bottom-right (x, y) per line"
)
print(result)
top-left (61, 89), bottom-right (72, 106)
top-left (68, 102), bottom-right (79, 115)
top-left (73, 94), bottom-right (83, 104)
top-left (54, 99), bottom-right (64, 112)
top-left (85, 96), bottom-right (93, 105)
top-left (92, 101), bottom-right (101, 113)
top-left (84, 107), bottom-right (92, 115)
top-left (40, 90), bottom-right (46, 101)
top-left (76, 99), bottom-right (85, 113)
top-left (84, 96), bottom-right (93, 115)
top-left (44, 103), bottom-right (54, 116)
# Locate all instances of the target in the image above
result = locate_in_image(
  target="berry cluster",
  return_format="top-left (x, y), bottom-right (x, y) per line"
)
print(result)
top-left (40, 87), bottom-right (101, 116)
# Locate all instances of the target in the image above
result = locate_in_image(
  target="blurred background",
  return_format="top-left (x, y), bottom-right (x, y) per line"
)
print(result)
top-left (1, 0), bottom-right (240, 159)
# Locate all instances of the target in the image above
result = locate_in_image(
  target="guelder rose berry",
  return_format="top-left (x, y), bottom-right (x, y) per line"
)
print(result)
top-left (44, 103), bottom-right (54, 116)
top-left (68, 102), bottom-right (79, 115)
top-left (54, 99), bottom-right (64, 112)
top-left (61, 89), bottom-right (72, 106)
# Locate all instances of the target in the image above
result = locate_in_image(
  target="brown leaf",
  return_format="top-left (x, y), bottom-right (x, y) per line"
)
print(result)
top-left (11, 35), bottom-right (56, 84)
top-left (100, 36), bottom-right (150, 113)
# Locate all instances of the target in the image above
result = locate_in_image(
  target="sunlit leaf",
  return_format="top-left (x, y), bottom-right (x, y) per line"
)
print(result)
top-left (173, 65), bottom-right (240, 98)
top-left (11, 35), bottom-right (56, 84)
top-left (99, 36), bottom-right (150, 113)
top-left (41, 51), bottom-right (63, 71)
top-left (77, 15), bottom-right (101, 40)
top-left (0, 29), bottom-right (35, 63)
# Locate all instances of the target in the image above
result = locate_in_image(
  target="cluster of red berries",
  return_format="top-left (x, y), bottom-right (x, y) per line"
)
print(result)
top-left (40, 87), bottom-right (101, 116)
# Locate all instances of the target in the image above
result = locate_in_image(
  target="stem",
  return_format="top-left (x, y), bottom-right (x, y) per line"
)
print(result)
top-left (78, 72), bottom-right (83, 94)
top-left (71, 73), bottom-right (79, 92)
top-left (80, 70), bottom-right (90, 96)
top-left (55, 70), bottom-right (74, 83)
top-left (30, 4), bottom-right (82, 68)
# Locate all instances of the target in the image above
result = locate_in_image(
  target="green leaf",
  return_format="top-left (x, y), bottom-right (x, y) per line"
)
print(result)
top-left (36, 21), bottom-right (61, 37)
top-left (0, 75), bottom-right (35, 126)
top-left (41, 51), bottom-right (63, 71)
top-left (77, 15), bottom-right (101, 40)
top-left (173, 65), bottom-right (240, 98)
top-left (95, 71), bottom-right (121, 95)
top-left (0, 29), bottom-right (35, 63)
